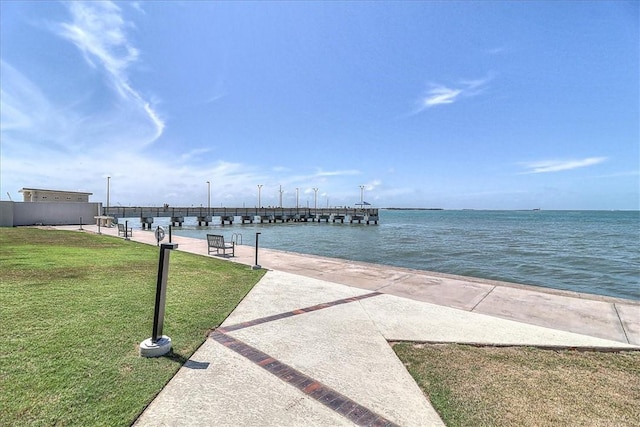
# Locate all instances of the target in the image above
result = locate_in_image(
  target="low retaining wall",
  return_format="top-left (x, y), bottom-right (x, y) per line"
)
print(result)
top-left (0, 201), bottom-right (102, 227)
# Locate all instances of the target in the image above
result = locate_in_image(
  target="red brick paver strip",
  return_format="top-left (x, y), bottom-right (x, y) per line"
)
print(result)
top-left (210, 330), bottom-right (398, 427)
top-left (218, 291), bottom-right (382, 333)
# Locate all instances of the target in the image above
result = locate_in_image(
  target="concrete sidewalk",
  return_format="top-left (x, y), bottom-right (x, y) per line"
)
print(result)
top-left (76, 224), bottom-right (639, 345)
top-left (57, 225), bottom-right (639, 426)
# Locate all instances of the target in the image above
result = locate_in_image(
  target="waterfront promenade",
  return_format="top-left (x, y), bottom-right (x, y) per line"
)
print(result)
top-left (57, 225), bottom-right (639, 426)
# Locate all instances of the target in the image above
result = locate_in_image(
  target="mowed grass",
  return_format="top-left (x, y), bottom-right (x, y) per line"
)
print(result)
top-left (0, 227), bottom-right (265, 426)
top-left (394, 343), bottom-right (640, 427)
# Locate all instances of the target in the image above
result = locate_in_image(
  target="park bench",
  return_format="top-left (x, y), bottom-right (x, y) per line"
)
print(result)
top-left (207, 234), bottom-right (235, 257)
top-left (117, 223), bottom-right (133, 237)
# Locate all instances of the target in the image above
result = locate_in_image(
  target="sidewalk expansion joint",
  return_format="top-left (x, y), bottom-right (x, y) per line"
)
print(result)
top-left (217, 291), bottom-right (383, 333)
top-left (613, 303), bottom-right (631, 344)
top-left (470, 285), bottom-right (496, 312)
top-left (210, 331), bottom-right (399, 427)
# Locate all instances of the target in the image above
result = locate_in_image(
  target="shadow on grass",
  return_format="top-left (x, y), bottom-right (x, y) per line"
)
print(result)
top-left (162, 350), bottom-right (189, 365)
top-left (162, 351), bottom-right (210, 370)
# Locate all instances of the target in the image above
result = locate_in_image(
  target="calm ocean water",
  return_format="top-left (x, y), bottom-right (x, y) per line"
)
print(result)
top-left (125, 210), bottom-right (640, 301)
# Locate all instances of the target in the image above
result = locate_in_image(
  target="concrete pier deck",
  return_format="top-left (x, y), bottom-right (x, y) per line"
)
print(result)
top-left (102, 206), bottom-right (380, 225)
top-left (56, 225), bottom-right (639, 426)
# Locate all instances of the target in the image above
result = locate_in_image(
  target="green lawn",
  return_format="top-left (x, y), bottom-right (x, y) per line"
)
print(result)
top-left (394, 343), bottom-right (640, 427)
top-left (0, 227), bottom-right (265, 426)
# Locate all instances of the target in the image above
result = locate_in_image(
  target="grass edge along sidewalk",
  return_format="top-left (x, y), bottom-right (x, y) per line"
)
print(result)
top-left (394, 342), bottom-right (640, 427)
top-left (0, 227), bottom-right (265, 426)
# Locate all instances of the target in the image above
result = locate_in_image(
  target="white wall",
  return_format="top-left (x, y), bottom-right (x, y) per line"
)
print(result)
top-left (0, 201), bottom-right (14, 227)
top-left (0, 201), bottom-right (102, 226)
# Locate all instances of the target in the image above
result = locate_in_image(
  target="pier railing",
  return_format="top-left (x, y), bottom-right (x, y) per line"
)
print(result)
top-left (102, 206), bottom-right (379, 224)
top-left (104, 206), bottom-right (377, 217)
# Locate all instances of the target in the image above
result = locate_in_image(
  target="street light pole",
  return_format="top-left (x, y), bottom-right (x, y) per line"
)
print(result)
top-left (296, 187), bottom-right (299, 209)
top-left (279, 185), bottom-right (283, 208)
top-left (359, 185), bottom-right (365, 206)
top-left (106, 176), bottom-right (111, 214)
top-left (207, 181), bottom-right (211, 215)
top-left (257, 184), bottom-right (263, 208)
top-left (313, 187), bottom-right (318, 210)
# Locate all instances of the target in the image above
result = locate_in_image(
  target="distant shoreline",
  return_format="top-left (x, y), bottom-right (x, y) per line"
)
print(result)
top-left (383, 207), bottom-right (444, 211)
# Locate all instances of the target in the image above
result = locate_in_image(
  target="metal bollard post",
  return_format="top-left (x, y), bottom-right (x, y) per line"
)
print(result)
top-left (125, 220), bottom-right (130, 240)
top-left (252, 232), bottom-right (261, 270)
top-left (151, 243), bottom-right (178, 342)
top-left (169, 224), bottom-right (172, 243)
top-left (140, 242), bottom-right (178, 357)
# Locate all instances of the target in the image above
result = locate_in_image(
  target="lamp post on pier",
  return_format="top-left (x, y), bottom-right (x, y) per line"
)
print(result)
top-left (257, 184), bottom-right (263, 208)
top-left (206, 181), bottom-right (211, 215)
top-left (296, 187), bottom-right (299, 209)
top-left (359, 185), bottom-right (365, 207)
top-left (279, 185), bottom-right (283, 208)
top-left (313, 188), bottom-right (318, 210)
top-left (106, 176), bottom-right (111, 214)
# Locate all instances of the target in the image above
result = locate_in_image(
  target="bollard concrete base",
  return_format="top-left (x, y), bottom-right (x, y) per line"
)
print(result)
top-left (140, 335), bottom-right (172, 357)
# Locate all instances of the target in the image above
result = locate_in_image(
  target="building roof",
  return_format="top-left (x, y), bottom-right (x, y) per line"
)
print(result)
top-left (19, 188), bottom-right (93, 195)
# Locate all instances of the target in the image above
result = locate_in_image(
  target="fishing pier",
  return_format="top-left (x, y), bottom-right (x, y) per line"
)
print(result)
top-left (102, 206), bottom-right (379, 228)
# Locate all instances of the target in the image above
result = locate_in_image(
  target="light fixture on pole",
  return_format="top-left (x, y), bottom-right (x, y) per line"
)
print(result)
top-left (206, 181), bottom-right (211, 215)
top-left (296, 187), bottom-right (299, 209)
top-left (257, 184), bottom-right (263, 208)
top-left (313, 188), bottom-right (318, 210)
top-left (279, 185), bottom-right (283, 208)
top-left (106, 176), bottom-right (111, 213)
top-left (359, 185), bottom-right (365, 206)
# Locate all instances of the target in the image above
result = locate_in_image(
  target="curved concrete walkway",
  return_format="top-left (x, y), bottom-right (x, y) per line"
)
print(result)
top-left (56, 225), bottom-right (640, 426)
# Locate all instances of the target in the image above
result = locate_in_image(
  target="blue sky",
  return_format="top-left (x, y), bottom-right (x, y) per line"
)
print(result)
top-left (1, 1), bottom-right (638, 209)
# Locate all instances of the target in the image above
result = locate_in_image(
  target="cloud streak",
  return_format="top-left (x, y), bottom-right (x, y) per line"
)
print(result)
top-left (422, 87), bottom-right (462, 107)
top-left (0, 2), bottom-right (168, 201)
top-left (416, 77), bottom-right (491, 112)
top-left (314, 169), bottom-right (360, 178)
top-left (519, 157), bottom-right (608, 174)
top-left (55, 1), bottom-right (164, 142)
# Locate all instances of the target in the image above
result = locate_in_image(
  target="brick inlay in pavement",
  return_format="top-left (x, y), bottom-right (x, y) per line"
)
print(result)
top-left (210, 331), bottom-right (398, 426)
top-left (218, 291), bottom-right (383, 333)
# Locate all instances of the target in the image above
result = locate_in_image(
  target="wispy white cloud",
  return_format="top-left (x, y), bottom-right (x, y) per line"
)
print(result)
top-left (0, 0), bottom-right (170, 201)
top-left (272, 166), bottom-right (291, 173)
top-left (314, 169), bottom-right (360, 177)
top-left (278, 169), bottom-right (362, 192)
top-left (422, 86), bottom-right (462, 107)
top-left (129, 2), bottom-right (146, 15)
top-left (364, 180), bottom-right (382, 191)
top-left (55, 1), bottom-right (164, 142)
top-left (180, 148), bottom-right (213, 161)
top-left (416, 76), bottom-right (491, 112)
top-left (0, 2), bottom-right (171, 202)
top-left (0, 61), bottom-right (57, 133)
top-left (57, 2), bottom-right (138, 77)
top-left (0, 61), bottom-right (82, 152)
top-left (519, 157), bottom-right (608, 174)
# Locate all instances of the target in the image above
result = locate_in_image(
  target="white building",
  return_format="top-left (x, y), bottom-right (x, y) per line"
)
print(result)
top-left (19, 188), bottom-right (93, 203)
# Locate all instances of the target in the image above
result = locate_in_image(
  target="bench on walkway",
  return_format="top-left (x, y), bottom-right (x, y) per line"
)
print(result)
top-left (207, 234), bottom-right (235, 257)
top-left (117, 223), bottom-right (133, 237)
